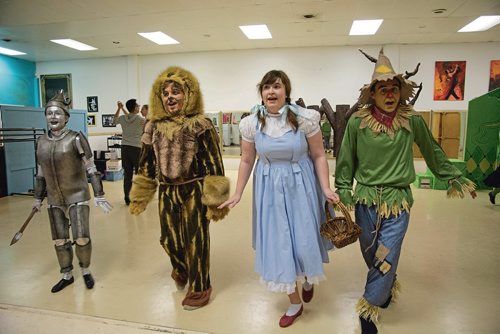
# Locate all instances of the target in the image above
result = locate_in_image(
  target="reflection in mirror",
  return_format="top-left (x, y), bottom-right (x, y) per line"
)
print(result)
top-left (207, 111), bottom-right (248, 156)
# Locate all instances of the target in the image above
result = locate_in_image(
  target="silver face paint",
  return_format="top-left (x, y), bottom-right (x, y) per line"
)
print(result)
top-left (45, 106), bottom-right (68, 134)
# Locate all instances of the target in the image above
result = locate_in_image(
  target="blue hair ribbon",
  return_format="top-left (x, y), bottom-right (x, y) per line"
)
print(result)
top-left (250, 103), bottom-right (312, 126)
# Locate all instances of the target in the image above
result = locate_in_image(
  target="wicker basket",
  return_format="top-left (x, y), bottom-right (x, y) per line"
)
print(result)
top-left (320, 201), bottom-right (361, 248)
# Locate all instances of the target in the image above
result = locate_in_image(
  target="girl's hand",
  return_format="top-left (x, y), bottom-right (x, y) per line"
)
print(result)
top-left (323, 188), bottom-right (340, 204)
top-left (218, 194), bottom-right (242, 209)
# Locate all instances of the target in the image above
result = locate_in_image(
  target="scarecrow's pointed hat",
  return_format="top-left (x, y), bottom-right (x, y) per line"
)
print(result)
top-left (45, 89), bottom-right (71, 116)
top-left (358, 48), bottom-right (417, 105)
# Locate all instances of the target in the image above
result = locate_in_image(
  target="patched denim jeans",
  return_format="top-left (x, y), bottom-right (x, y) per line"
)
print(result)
top-left (355, 204), bottom-right (410, 306)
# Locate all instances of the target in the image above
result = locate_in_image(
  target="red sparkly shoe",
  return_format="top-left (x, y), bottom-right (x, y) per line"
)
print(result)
top-left (279, 305), bottom-right (303, 328)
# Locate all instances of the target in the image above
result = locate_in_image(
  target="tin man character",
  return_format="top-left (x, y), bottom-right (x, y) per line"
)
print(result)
top-left (32, 90), bottom-right (112, 293)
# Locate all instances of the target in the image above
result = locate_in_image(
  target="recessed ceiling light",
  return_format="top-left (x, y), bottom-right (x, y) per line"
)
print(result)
top-left (0, 46), bottom-right (26, 56)
top-left (138, 31), bottom-right (179, 45)
top-left (349, 19), bottom-right (383, 35)
top-left (50, 39), bottom-right (97, 51)
top-left (239, 25), bottom-right (272, 39)
top-left (458, 15), bottom-right (500, 32)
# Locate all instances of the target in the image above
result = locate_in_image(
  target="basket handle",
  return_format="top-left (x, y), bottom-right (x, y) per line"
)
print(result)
top-left (324, 201), bottom-right (354, 225)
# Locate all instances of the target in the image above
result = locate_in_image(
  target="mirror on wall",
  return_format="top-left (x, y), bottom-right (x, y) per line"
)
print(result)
top-left (207, 111), bottom-right (249, 156)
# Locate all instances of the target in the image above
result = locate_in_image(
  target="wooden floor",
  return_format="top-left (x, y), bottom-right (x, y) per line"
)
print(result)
top-left (0, 161), bottom-right (499, 334)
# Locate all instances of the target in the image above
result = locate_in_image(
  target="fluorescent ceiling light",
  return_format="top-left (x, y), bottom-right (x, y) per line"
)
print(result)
top-left (138, 31), bottom-right (179, 45)
top-left (0, 46), bottom-right (26, 56)
top-left (349, 19), bottom-right (384, 35)
top-left (239, 25), bottom-right (272, 39)
top-left (50, 39), bottom-right (97, 51)
top-left (458, 15), bottom-right (500, 32)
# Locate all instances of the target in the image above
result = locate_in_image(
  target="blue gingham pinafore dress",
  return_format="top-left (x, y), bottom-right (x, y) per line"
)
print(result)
top-left (252, 124), bottom-right (332, 294)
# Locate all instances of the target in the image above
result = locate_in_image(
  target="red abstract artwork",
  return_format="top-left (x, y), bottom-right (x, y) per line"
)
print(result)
top-left (433, 61), bottom-right (466, 101)
top-left (489, 60), bottom-right (500, 91)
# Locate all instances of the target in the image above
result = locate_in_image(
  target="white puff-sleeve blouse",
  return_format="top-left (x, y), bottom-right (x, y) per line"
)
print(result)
top-left (239, 106), bottom-right (321, 143)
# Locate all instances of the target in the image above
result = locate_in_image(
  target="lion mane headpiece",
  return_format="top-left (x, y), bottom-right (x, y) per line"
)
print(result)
top-left (149, 66), bottom-right (204, 121)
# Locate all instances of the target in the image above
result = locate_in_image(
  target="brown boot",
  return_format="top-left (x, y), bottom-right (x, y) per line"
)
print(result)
top-left (171, 271), bottom-right (188, 291)
top-left (182, 287), bottom-right (212, 310)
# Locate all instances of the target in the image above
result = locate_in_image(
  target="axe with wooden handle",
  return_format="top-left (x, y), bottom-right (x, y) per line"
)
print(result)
top-left (10, 207), bottom-right (38, 246)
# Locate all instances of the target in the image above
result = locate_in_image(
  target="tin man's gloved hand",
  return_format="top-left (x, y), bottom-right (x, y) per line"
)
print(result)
top-left (32, 198), bottom-right (42, 212)
top-left (94, 197), bottom-right (113, 213)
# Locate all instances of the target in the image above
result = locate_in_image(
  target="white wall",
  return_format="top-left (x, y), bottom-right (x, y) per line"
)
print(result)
top-left (36, 42), bottom-right (500, 151)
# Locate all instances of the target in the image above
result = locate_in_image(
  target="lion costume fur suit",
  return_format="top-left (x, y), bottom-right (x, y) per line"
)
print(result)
top-left (129, 66), bottom-right (229, 309)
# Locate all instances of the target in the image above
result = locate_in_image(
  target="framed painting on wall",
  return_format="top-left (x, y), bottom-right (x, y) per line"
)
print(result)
top-left (87, 96), bottom-right (98, 112)
top-left (102, 114), bottom-right (115, 127)
top-left (433, 61), bottom-right (466, 101)
top-left (40, 74), bottom-right (73, 107)
top-left (87, 114), bottom-right (96, 127)
top-left (489, 60), bottom-right (500, 91)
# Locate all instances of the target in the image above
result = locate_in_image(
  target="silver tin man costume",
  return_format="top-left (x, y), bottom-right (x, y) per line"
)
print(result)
top-left (32, 90), bottom-right (112, 293)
